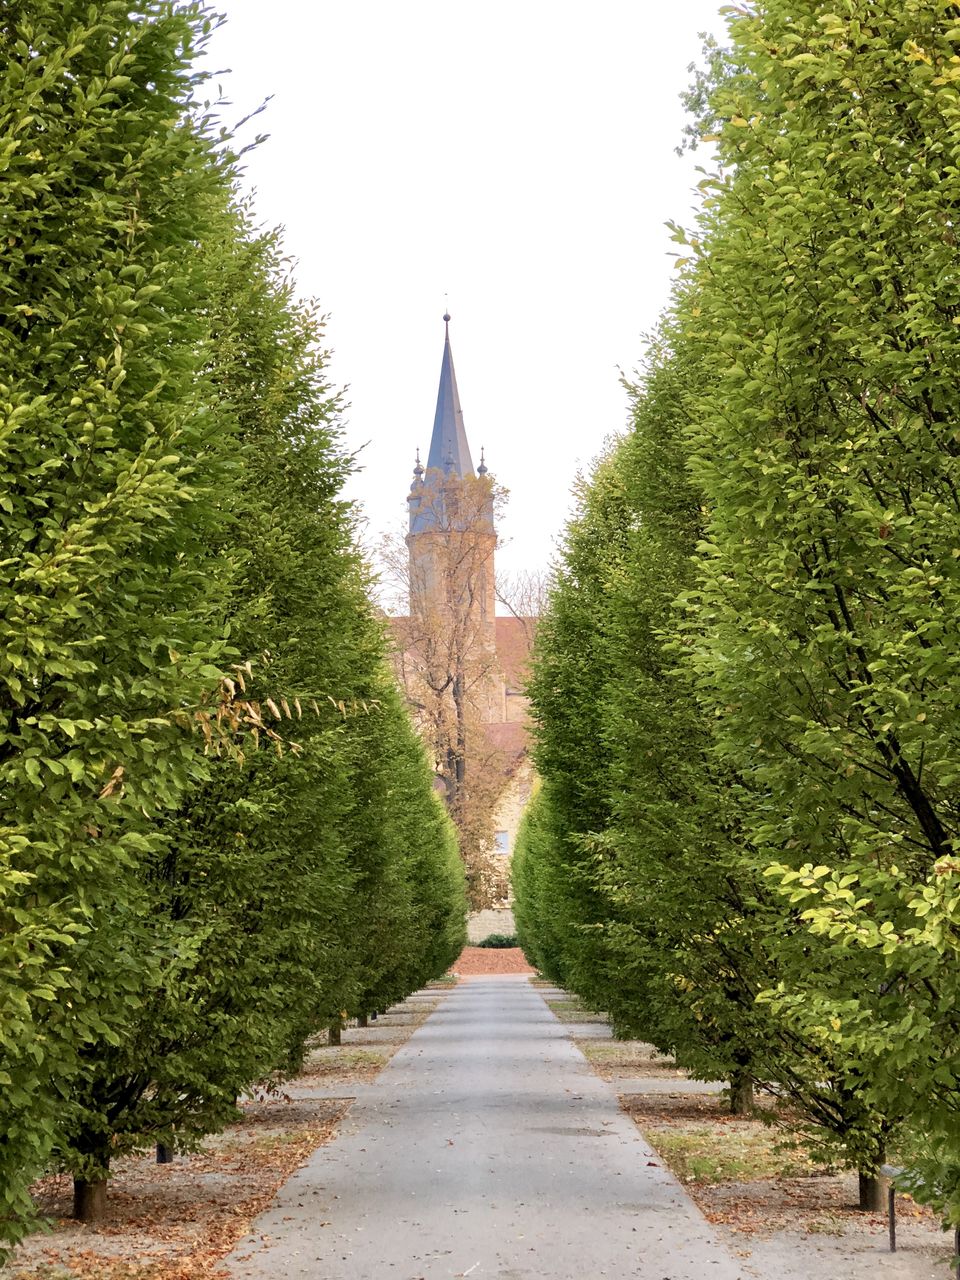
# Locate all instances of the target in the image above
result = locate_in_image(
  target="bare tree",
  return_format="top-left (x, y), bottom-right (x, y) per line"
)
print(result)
top-left (495, 568), bottom-right (552, 646)
top-left (379, 473), bottom-right (512, 907)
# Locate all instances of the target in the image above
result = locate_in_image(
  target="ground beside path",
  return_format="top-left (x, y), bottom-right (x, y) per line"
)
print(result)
top-left (538, 987), bottom-right (950, 1279)
top-left (225, 974), bottom-right (743, 1280)
top-left (4, 990), bottom-right (451, 1280)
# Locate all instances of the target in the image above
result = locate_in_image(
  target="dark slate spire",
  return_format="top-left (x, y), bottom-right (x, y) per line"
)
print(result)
top-left (426, 313), bottom-right (474, 477)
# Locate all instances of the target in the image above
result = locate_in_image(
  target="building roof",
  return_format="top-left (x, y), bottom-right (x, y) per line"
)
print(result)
top-left (495, 616), bottom-right (537, 690)
top-left (409, 313), bottom-right (493, 536)
top-left (483, 720), bottom-right (530, 771)
top-left (427, 313), bottom-right (474, 478)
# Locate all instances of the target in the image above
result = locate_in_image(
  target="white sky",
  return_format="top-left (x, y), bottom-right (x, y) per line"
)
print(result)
top-left (204, 2), bottom-right (728, 587)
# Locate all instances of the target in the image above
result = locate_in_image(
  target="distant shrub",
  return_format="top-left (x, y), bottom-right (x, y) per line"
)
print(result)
top-left (475, 933), bottom-right (518, 949)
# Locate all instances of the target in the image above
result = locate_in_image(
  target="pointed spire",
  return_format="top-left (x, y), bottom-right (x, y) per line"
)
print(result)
top-left (477, 446), bottom-right (488, 477)
top-left (426, 312), bottom-right (474, 478)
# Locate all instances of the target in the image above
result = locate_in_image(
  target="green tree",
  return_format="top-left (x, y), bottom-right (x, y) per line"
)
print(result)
top-left (678, 0), bottom-right (960, 1215)
top-left (516, 323), bottom-right (903, 1191)
top-left (0, 0), bottom-right (242, 1247)
top-left (56, 216), bottom-right (467, 1219)
top-left (519, 448), bottom-right (635, 1007)
top-left (54, 214), bottom-right (366, 1219)
top-left (600, 333), bottom-right (894, 1173)
top-left (511, 782), bottom-right (569, 982)
top-left (595, 338), bottom-right (767, 1108)
top-left (345, 682), bottom-right (467, 1021)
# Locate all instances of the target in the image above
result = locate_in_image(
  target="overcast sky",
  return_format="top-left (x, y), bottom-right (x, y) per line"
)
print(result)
top-left (204, 2), bottom-right (729, 588)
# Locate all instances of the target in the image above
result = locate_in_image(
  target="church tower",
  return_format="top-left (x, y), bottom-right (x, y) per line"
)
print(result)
top-left (393, 313), bottom-right (536, 913)
top-left (406, 314), bottom-right (497, 658)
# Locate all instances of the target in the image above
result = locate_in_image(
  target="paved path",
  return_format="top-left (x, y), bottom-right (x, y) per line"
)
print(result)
top-left (226, 976), bottom-right (743, 1279)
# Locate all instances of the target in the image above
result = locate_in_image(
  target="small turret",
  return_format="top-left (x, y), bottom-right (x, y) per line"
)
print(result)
top-left (407, 449), bottom-right (425, 512)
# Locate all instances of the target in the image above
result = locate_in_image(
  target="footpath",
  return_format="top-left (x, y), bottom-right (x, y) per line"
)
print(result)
top-left (225, 974), bottom-right (744, 1279)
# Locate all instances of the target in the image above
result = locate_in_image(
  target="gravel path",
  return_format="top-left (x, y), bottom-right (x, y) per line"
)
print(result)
top-left (225, 974), bottom-right (744, 1279)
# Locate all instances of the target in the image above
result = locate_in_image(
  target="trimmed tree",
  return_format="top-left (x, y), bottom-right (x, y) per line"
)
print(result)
top-left (56, 211), bottom-right (468, 1217)
top-left (678, 0), bottom-right (960, 1213)
top-left (0, 0), bottom-right (242, 1244)
top-left (516, 321), bottom-right (906, 1179)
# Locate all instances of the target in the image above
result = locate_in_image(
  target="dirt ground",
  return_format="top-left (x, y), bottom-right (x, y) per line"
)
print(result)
top-left (565, 1018), bottom-right (952, 1280)
top-left (12, 1096), bottom-right (350, 1280)
top-left (535, 986), bottom-right (954, 1280)
top-left (3, 992), bottom-right (448, 1280)
top-left (622, 1092), bottom-right (953, 1279)
top-left (577, 1037), bottom-right (687, 1079)
top-left (450, 945), bottom-right (535, 975)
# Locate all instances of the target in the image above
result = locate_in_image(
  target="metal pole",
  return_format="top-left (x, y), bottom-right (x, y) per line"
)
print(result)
top-left (887, 1184), bottom-right (896, 1252)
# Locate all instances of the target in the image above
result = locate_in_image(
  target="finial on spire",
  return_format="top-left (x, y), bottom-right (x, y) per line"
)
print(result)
top-left (478, 446), bottom-right (488, 476)
top-left (413, 447), bottom-right (424, 480)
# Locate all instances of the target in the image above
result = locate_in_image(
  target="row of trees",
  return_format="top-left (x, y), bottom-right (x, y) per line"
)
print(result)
top-left (0, 0), bottom-right (465, 1252)
top-left (515, 0), bottom-right (960, 1220)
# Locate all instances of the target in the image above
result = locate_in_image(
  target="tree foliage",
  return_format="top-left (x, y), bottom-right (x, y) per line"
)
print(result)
top-left (676, 0), bottom-right (960, 1217)
top-left (0, 0), bottom-right (242, 1238)
top-left (518, 0), bottom-right (960, 1221)
top-left (0, 0), bottom-right (465, 1247)
top-left (518, 447), bottom-right (631, 1008)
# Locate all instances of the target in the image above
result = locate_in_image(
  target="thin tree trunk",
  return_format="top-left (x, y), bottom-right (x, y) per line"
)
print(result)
top-left (156, 1142), bottom-right (174, 1164)
top-left (73, 1176), bottom-right (108, 1223)
top-left (729, 1067), bottom-right (754, 1115)
top-left (329, 1017), bottom-right (342, 1046)
top-left (858, 1167), bottom-right (885, 1212)
top-left (357, 1014), bottom-right (368, 1028)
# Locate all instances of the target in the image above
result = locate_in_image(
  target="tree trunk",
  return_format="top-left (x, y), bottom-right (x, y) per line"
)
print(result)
top-left (156, 1142), bottom-right (174, 1164)
top-left (858, 1168), bottom-right (885, 1212)
top-left (73, 1176), bottom-right (108, 1223)
top-left (357, 1014), bottom-right (368, 1028)
top-left (329, 1017), bottom-right (342, 1046)
top-left (729, 1067), bottom-right (754, 1115)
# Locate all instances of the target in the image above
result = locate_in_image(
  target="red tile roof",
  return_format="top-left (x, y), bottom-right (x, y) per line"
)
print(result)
top-left (494, 616), bottom-right (536, 690)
